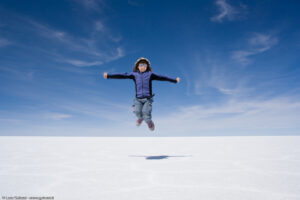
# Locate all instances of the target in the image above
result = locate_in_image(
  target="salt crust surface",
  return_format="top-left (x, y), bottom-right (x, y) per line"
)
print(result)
top-left (0, 136), bottom-right (300, 200)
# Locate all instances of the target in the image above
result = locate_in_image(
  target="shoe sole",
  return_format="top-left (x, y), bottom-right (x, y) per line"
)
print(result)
top-left (148, 123), bottom-right (155, 131)
top-left (136, 120), bottom-right (143, 126)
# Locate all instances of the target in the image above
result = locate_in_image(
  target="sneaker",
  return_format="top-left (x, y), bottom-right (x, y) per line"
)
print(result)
top-left (136, 118), bottom-right (143, 126)
top-left (147, 121), bottom-right (155, 131)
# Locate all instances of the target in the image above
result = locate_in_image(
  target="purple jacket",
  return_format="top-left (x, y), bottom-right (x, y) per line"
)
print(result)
top-left (107, 71), bottom-right (177, 98)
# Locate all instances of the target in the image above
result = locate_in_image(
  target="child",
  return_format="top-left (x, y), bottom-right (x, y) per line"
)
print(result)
top-left (103, 57), bottom-right (180, 131)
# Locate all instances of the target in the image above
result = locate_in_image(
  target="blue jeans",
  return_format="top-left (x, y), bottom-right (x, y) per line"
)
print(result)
top-left (133, 97), bottom-right (154, 123)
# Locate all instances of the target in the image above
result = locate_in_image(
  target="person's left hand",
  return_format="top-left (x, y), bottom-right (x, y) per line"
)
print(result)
top-left (103, 72), bottom-right (108, 79)
top-left (176, 77), bottom-right (181, 83)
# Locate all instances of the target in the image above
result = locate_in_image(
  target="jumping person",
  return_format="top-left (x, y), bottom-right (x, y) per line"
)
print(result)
top-left (103, 57), bottom-right (180, 131)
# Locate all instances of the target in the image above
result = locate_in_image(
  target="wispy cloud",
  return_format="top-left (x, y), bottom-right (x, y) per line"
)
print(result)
top-left (0, 66), bottom-right (35, 81)
top-left (0, 92), bottom-right (135, 134)
top-left (188, 52), bottom-right (251, 98)
top-left (211, 0), bottom-right (247, 23)
top-left (0, 37), bottom-right (11, 47)
top-left (56, 98), bottom-right (131, 122)
top-left (156, 96), bottom-right (300, 135)
top-left (205, 65), bottom-right (248, 96)
top-left (232, 33), bottom-right (278, 66)
top-left (158, 43), bottom-right (299, 136)
top-left (72, 0), bottom-right (104, 11)
top-left (0, 3), bottom-right (125, 71)
top-left (211, 0), bottom-right (238, 22)
top-left (59, 59), bottom-right (103, 67)
top-left (28, 20), bottom-right (100, 55)
top-left (92, 20), bottom-right (122, 43)
top-left (106, 47), bottom-right (124, 62)
top-left (248, 33), bottom-right (278, 50)
top-left (43, 112), bottom-right (72, 120)
top-left (26, 19), bottom-right (125, 66)
top-left (94, 20), bottom-right (105, 32)
top-left (127, 0), bottom-right (141, 7)
top-left (54, 46), bottom-right (124, 67)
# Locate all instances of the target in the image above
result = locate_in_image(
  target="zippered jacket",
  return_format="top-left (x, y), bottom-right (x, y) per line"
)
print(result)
top-left (107, 71), bottom-right (177, 98)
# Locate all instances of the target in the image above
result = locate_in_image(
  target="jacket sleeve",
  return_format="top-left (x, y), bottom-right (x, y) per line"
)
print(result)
top-left (107, 72), bottom-right (134, 80)
top-left (151, 72), bottom-right (177, 83)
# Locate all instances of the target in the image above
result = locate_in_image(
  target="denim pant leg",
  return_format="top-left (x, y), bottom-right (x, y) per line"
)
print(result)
top-left (142, 98), bottom-right (153, 123)
top-left (133, 98), bottom-right (143, 120)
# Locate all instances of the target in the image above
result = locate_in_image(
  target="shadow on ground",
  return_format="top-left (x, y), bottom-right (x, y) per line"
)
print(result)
top-left (129, 155), bottom-right (192, 160)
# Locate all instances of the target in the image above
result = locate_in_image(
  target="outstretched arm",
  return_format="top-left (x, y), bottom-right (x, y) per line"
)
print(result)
top-left (103, 72), bottom-right (134, 80)
top-left (151, 73), bottom-right (180, 83)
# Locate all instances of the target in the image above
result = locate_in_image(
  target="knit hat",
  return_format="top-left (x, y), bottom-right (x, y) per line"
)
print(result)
top-left (133, 57), bottom-right (152, 72)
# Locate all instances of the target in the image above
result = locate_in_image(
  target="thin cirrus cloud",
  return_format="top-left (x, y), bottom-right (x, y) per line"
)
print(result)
top-left (0, 37), bottom-right (10, 47)
top-left (72, 0), bottom-right (104, 11)
top-left (26, 19), bottom-right (125, 66)
top-left (93, 20), bottom-right (123, 43)
top-left (95, 21), bottom-right (105, 32)
top-left (0, 66), bottom-right (35, 81)
top-left (211, 0), bottom-right (238, 22)
top-left (43, 112), bottom-right (72, 120)
top-left (166, 49), bottom-right (299, 135)
top-left (155, 96), bottom-right (300, 135)
top-left (232, 33), bottom-right (278, 66)
top-left (195, 64), bottom-right (246, 96)
top-left (1, 4), bottom-right (122, 67)
top-left (61, 59), bottom-right (103, 67)
top-left (57, 47), bottom-right (124, 67)
top-left (187, 53), bottom-right (249, 97)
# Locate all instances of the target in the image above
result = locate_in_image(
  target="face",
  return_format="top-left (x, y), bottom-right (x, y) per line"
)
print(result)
top-left (138, 62), bottom-right (147, 72)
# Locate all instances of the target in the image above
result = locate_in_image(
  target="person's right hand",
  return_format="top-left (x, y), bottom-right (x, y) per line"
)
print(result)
top-left (103, 72), bottom-right (108, 79)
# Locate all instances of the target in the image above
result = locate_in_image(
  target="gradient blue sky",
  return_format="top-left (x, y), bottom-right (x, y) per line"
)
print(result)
top-left (1, 0), bottom-right (300, 136)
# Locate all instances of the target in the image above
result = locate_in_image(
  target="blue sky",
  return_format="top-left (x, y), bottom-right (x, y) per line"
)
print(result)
top-left (0, 0), bottom-right (300, 136)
